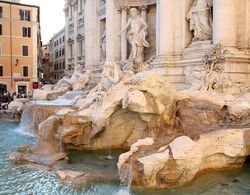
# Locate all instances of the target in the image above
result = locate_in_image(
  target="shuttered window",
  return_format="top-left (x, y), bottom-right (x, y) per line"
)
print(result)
top-left (22, 27), bottom-right (31, 37)
top-left (20, 10), bottom-right (30, 21)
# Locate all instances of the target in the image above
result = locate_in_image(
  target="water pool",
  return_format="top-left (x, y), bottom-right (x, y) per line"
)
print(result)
top-left (1, 122), bottom-right (250, 195)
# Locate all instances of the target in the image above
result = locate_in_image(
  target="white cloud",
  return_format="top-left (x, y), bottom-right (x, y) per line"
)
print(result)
top-left (21, 0), bottom-right (65, 44)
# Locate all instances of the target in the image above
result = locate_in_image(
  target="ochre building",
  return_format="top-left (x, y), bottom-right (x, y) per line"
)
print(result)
top-left (0, 0), bottom-right (41, 94)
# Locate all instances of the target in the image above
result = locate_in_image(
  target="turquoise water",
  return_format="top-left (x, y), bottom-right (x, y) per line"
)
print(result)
top-left (1, 122), bottom-right (250, 195)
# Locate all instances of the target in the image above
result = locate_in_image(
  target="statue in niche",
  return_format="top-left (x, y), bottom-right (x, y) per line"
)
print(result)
top-left (119, 7), bottom-right (150, 64)
top-left (186, 0), bottom-right (213, 43)
top-left (101, 30), bottom-right (106, 59)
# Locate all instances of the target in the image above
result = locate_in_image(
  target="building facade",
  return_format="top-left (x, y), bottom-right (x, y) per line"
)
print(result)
top-left (44, 28), bottom-right (66, 84)
top-left (63, 0), bottom-right (250, 89)
top-left (40, 44), bottom-right (49, 83)
top-left (64, 0), bottom-right (85, 72)
top-left (0, 0), bottom-right (41, 94)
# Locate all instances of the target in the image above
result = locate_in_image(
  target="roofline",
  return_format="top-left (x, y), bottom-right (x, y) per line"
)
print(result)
top-left (0, 0), bottom-right (40, 9)
top-left (50, 27), bottom-right (65, 41)
top-left (0, 1), bottom-right (40, 23)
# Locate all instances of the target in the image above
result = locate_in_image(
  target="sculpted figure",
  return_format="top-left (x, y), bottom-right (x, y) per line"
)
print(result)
top-left (72, 70), bottom-right (91, 91)
top-left (56, 64), bottom-right (84, 88)
top-left (119, 8), bottom-right (149, 63)
top-left (186, 0), bottom-right (212, 42)
top-left (90, 61), bottom-right (122, 96)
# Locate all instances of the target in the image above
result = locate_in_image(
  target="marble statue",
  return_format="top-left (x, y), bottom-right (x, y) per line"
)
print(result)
top-left (186, 0), bottom-right (213, 42)
top-left (33, 64), bottom-right (91, 100)
top-left (76, 61), bottom-right (123, 111)
top-left (90, 61), bottom-right (122, 95)
top-left (101, 30), bottom-right (106, 59)
top-left (72, 70), bottom-right (91, 91)
top-left (57, 64), bottom-right (85, 88)
top-left (119, 8), bottom-right (150, 63)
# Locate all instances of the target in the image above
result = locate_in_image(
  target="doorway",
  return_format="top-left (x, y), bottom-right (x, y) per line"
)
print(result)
top-left (0, 84), bottom-right (7, 94)
top-left (18, 85), bottom-right (27, 95)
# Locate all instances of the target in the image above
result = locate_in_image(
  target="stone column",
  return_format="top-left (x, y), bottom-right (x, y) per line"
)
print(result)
top-left (140, 5), bottom-right (147, 21)
top-left (121, 6), bottom-right (128, 61)
top-left (106, 0), bottom-right (121, 62)
top-left (213, 0), bottom-right (237, 47)
top-left (156, 0), bottom-right (175, 60)
top-left (85, 0), bottom-right (97, 68)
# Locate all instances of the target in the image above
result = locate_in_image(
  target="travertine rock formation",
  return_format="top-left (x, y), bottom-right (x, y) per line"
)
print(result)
top-left (10, 61), bottom-right (250, 189)
top-left (118, 128), bottom-right (250, 189)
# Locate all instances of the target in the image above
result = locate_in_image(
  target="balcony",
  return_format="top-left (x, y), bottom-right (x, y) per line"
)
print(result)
top-left (68, 58), bottom-right (74, 63)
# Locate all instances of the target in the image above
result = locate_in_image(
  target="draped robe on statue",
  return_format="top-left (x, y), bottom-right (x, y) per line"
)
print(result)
top-left (186, 0), bottom-right (212, 42)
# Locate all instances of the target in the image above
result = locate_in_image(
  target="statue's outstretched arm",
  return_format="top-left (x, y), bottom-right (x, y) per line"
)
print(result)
top-left (118, 19), bottom-right (131, 35)
top-left (141, 18), bottom-right (148, 30)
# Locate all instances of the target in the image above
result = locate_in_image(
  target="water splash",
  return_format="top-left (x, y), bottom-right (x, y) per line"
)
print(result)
top-left (115, 165), bottom-right (134, 195)
top-left (36, 91), bottom-right (85, 106)
top-left (16, 102), bottom-right (35, 137)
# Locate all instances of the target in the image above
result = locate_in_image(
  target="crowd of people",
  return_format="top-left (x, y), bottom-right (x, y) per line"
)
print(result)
top-left (0, 91), bottom-right (31, 110)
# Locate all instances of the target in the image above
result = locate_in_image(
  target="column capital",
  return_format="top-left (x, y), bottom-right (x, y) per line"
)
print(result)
top-left (139, 5), bottom-right (148, 11)
top-left (121, 5), bottom-right (130, 12)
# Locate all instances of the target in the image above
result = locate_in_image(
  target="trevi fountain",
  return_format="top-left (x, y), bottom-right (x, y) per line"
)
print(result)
top-left (1, 0), bottom-right (250, 194)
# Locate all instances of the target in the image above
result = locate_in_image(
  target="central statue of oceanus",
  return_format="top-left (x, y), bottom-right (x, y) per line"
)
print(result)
top-left (186, 0), bottom-right (212, 42)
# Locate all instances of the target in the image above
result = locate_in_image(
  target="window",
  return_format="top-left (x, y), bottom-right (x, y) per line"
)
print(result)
top-left (22, 27), bottom-right (31, 37)
top-left (62, 61), bottom-right (65, 69)
top-left (23, 66), bottom-right (28, 77)
top-left (22, 45), bottom-right (28, 56)
top-left (0, 7), bottom-right (2, 18)
top-left (79, 0), bottom-right (83, 12)
top-left (0, 24), bottom-right (2, 35)
top-left (78, 40), bottom-right (83, 57)
top-left (69, 44), bottom-right (73, 58)
top-left (62, 48), bottom-right (65, 56)
top-left (20, 10), bottom-right (30, 21)
top-left (62, 36), bottom-right (65, 42)
top-left (0, 66), bottom-right (3, 76)
top-left (59, 50), bottom-right (61, 57)
top-left (0, 44), bottom-right (2, 55)
top-left (69, 6), bottom-right (73, 18)
top-left (59, 38), bottom-right (61, 44)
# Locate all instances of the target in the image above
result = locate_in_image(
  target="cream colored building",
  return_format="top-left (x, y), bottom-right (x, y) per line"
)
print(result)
top-left (64, 0), bottom-right (250, 89)
top-left (46, 28), bottom-right (66, 84)
top-left (64, 0), bottom-right (85, 72)
top-left (0, 0), bottom-right (41, 94)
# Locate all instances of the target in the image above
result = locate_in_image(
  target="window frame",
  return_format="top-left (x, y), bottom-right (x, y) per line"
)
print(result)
top-left (20, 9), bottom-right (31, 21)
top-left (22, 45), bottom-right (29, 56)
top-left (0, 24), bottom-right (2, 35)
top-left (22, 66), bottom-right (29, 77)
top-left (0, 65), bottom-right (3, 77)
top-left (22, 27), bottom-right (31, 38)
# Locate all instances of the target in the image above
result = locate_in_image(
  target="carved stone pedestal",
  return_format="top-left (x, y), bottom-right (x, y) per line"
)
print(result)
top-left (183, 41), bottom-right (214, 60)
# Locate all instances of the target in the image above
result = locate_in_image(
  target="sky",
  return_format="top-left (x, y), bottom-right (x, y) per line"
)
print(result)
top-left (21, 0), bottom-right (65, 44)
